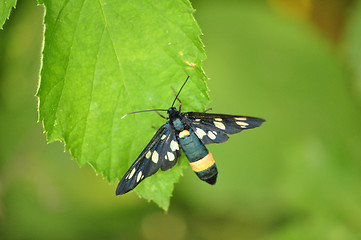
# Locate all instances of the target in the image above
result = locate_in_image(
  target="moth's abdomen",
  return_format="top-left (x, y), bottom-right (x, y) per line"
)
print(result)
top-left (190, 152), bottom-right (218, 185)
top-left (177, 129), bottom-right (218, 185)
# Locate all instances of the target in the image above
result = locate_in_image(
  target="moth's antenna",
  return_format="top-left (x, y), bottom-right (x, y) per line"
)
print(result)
top-left (122, 76), bottom-right (190, 119)
top-left (121, 109), bottom-right (168, 119)
top-left (171, 76), bottom-right (190, 107)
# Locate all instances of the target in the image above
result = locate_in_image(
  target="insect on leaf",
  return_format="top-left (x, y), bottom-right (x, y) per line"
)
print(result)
top-left (37, 0), bottom-right (208, 209)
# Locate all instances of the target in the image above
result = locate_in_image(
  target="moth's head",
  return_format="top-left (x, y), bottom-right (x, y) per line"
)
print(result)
top-left (167, 107), bottom-right (179, 119)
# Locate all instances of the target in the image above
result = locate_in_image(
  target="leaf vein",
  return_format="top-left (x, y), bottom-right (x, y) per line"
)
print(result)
top-left (97, 0), bottom-right (138, 175)
top-left (49, 0), bottom-right (86, 137)
top-left (79, 25), bottom-right (105, 162)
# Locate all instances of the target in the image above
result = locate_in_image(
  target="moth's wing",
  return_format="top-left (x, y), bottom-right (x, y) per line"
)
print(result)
top-left (184, 112), bottom-right (265, 145)
top-left (116, 123), bottom-right (180, 195)
top-left (159, 130), bottom-right (181, 171)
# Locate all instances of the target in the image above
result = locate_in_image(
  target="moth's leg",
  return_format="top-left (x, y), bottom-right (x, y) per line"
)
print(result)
top-left (171, 86), bottom-right (177, 97)
top-left (151, 126), bottom-right (159, 130)
top-left (154, 108), bottom-right (168, 119)
top-left (202, 108), bottom-right (212, 113)
top-left (171, 86), bottom-right (182, 111)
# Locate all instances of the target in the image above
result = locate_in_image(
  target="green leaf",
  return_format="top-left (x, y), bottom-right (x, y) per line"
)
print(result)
top-left (37, 0), bottom-right (208, 209)
top-left (0, 0), bottom-right (17, 30)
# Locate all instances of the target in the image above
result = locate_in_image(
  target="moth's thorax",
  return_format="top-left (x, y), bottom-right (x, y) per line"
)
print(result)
top-left (168, 107), bottom-right (185, 131)
top-left (171, 118), bottom-right (184, 131)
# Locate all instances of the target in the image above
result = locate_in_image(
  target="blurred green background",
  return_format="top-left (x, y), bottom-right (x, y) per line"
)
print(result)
top-left (1, 0), bottom-right (361, 239)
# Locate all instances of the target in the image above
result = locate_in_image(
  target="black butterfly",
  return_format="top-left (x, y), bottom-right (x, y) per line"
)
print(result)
top-left (116, 76), bottom-right (265, 195)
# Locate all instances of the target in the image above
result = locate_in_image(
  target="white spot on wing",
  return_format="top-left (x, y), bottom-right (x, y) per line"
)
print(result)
top-left (214, 121), bottom-right (225, 130)
top-left (235, 117), bottom-right (247, 121)
top-left (236, 121), bottom-right (249, 127)
top-left (128, 168), bottom-right (136, 179)
top-left (145, 151), bottom-right (151, 159)
top-left (167, 152), bottom-right (175, 161)
top-left (207, 131), bottom-right (216, 140)
top-left (152, 151), bottom-right (159, 164)
top-left (195, 128), bottom-right (207, 139)
top-left (194, 119), bottom-right (201, 122)
top-left (136, 171), bottom-right (142, 182)
top-left (170, 140), bottom-right (179, 151)
top-left (161, 134), bottom-right (166, 140)
top-left (215, 118), bottom-right (222, 121)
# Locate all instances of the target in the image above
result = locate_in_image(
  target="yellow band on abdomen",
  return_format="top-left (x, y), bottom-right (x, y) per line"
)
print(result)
top-left (189, 152), bottom-right (215, 172)
top-left (179, 130), bottom-right (190, 138)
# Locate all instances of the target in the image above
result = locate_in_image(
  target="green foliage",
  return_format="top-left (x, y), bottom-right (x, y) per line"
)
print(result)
top-left (37, 0), bottom-right (208, 209)
top-left (0, 0), bottom-right (17, 29)
top-left (345, 0), bottom-right (361, 104)
top-left (3, 0), bottom-right (361, 239)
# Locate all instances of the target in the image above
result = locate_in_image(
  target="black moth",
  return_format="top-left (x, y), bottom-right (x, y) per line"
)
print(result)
top-left (116, 76), bottom-right (265, 195)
